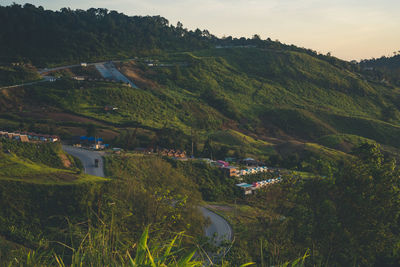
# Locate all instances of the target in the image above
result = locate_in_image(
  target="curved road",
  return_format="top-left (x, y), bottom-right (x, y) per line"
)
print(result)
top-left (200, 207), bottom-right (233, 244)
top-left (62, 145), bottom-right (104, 177)
top-left (62, 145), bottom-right (232, 244)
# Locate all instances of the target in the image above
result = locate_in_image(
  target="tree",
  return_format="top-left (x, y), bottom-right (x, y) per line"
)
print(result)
top-left (202, 137), bottom-right (214, 159)
top-left (305, 144), bottom-right (398, 265)
top-left (334, 144), bottom-right (400, 265)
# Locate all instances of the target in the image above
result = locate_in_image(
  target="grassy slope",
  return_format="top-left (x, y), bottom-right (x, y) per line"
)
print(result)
top-left (0, 140), bottom-right (106, 184)
top-left (138, 48), bottom-right (400, 155)
top-left (0, 153), bottom-right (104, 184)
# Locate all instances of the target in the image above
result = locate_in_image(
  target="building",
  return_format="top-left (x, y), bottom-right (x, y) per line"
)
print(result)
top-left (222, 166), bottom-right (239, 177)
top-left (241, 157), bottom-right (258, 166)
top-left (104, 105), bottom-right (118, 111)
top-left (19, 135), bottom-right (29, 142)
top-left (236, 177), bottom-right (282, 195)
top-left (236, 183), bottom-right (253, 195)
top-left (72, 76), bottom-right (85, 81)
top-left (159, 149), bottom-right (187, 159)
top-left (0, 130), bottom-right (59, 143)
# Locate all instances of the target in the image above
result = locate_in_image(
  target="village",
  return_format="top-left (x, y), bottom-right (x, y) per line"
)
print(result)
top-left (1, 129), bottom-right (281, 195)
top-left (197, 157), bottom-right (282, 195)
top-left (136, 148), bottom-right (283, 195)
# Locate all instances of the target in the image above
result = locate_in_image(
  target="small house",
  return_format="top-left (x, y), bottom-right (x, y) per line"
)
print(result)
top-left (104, 105), bottom-right (118, 111)
top-left (19, 135), bottom-right (29, 142)
top-left (222, 166), bottom-right (239, 177)
top-left (236, 183), bottom-right (253, 195)
top-left (242, 158), bottom-right (258, 166)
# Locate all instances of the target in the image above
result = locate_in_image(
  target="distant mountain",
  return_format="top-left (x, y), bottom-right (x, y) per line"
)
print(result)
top-left (360, 54), bottom-right (400, 86)
top-left (1, 3), bottom-right (351, 69)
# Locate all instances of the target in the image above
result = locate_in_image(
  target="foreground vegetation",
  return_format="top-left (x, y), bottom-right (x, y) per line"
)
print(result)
top-left (2, 142), bottom-right (398, 266)
top-left (2, 226), bottom-right (206, 266)
top-left (0, 143), bottom-right (216, 265)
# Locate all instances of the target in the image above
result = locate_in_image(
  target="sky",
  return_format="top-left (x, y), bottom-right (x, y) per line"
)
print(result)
top-left (2, 0), bottom-right (400, 61)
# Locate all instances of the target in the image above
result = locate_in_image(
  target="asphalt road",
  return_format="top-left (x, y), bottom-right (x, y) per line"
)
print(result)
top-left (38, 59), bottom-right (133, 74)
top-left (39, 64), bottom-right (82, 74)
top-left (62, 145), bottom-right (232, 246)
top-left (200, 206), bottom-right (233, 244)
top-left (0, 76), bottom-right (55, 90)
top-left (0, 59), bottom-right (137, 90)
top-left (62, 145), bottom-right (104, 177)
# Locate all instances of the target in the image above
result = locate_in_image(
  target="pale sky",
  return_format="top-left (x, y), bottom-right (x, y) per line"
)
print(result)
top-left (2, 0), bottom-right (400, 61)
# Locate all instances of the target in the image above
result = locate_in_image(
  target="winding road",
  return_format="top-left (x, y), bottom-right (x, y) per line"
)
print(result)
top-left (200, 207), bottom-right (233, 244)
top-left (62, 146), bottom-right (104, 177)
top-left (0, 76), bottom-right (56, 90)
top-left (62, 145), bottom-right (232, 245)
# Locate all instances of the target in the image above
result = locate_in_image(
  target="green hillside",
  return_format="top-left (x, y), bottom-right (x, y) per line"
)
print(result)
top-left (2, 46), bottom-right (400, 167)
top-left (2, 5), bottom-right (399, 165)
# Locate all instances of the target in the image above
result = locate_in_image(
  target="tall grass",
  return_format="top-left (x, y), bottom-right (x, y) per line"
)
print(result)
top-left (7, 221), bottom-right (259, 266)
top-left (8, 225), bottom-right (203, 266)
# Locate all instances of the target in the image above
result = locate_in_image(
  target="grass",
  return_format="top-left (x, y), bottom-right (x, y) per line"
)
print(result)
top-left (303, 142), bottom-right (350, 160)
top-left (205, 202), bottom-right (262, 228)
top-left (0, 152), bottom-right (106, 184)
top-left (209, 129), bottom-right (275, 157)
top-left (317, 134), bottom-right (377, 151)
top-left (4, 223), bottom-right (257, 267)
top-left (290, 171), bottom-right (319, 179)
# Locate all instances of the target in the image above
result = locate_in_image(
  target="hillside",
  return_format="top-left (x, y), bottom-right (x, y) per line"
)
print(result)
top-left (2, 46), bottom-right (400, 173)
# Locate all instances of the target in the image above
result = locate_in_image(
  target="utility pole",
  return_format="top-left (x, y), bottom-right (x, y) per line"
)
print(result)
top-left (234, 198), bottom-right (237, 218)
top-left (191, 127), bottom-right (194, 158)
